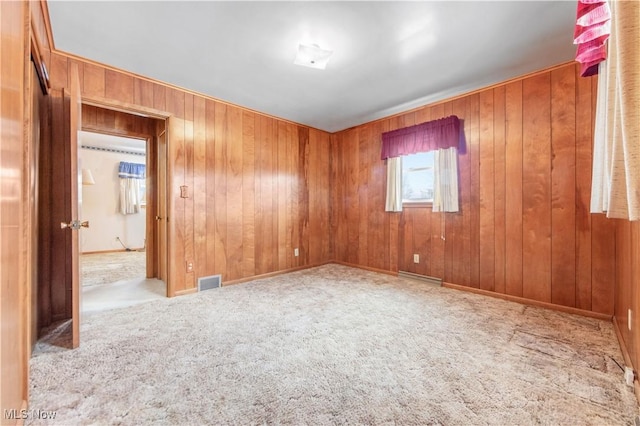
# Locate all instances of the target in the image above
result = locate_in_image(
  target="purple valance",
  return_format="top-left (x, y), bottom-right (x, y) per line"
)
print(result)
top-left (381, 115), bottom-right (460, 160)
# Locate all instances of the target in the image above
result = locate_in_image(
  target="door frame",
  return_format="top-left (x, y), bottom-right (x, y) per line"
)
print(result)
top-left (77, 97), bottom-right (172, 297)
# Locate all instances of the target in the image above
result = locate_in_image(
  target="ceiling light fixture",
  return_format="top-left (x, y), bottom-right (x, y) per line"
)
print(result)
top-left (294, 43), bottom-right (333, 70)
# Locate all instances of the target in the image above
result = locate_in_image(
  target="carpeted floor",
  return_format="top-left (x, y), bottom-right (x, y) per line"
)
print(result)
top-left (81, 251), bottom-right (146, 287)
top-left (29, 264), bottom-right (637, 425)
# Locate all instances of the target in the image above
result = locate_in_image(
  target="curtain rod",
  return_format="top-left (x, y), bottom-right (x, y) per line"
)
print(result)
top-left (81, 145), bottom-right (145, 157)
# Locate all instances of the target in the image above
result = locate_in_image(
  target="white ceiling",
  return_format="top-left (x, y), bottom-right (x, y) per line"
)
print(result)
top-left (48, 1), bottom-right (577, 133)
top-left (80, 131), bottom-right (146, 154)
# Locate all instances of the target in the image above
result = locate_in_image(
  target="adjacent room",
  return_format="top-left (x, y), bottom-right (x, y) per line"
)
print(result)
top-left (2, 1), bottom-right (639, 425)
top-left (79, 131), bottom-right (165, 313)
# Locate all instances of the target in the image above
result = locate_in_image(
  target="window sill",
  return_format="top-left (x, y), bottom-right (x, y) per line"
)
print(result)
top-left (402, 201), bottom-right (433, 209)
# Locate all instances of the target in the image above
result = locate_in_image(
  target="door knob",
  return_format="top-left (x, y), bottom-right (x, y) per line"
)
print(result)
top-left (60, 220), bottom-right (90, 230)
top-left (155, 215), bottom-right (162, 220)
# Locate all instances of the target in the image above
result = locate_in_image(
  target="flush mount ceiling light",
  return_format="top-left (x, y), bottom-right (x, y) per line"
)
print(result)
top-left (294, 43), bottom-right (333, 70)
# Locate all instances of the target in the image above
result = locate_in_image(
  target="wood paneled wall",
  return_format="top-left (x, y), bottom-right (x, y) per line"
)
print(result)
top-left (48, 53), bottom-right (333, 293)
top-left (1, 0), bottom-right (29, 417)
top-left (615, 220), bottom-right (640, 382)
top-left (333, 62), bottom-right (616, 315)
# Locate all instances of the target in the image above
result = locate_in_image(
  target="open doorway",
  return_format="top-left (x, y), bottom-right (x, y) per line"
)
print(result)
top-left (79, 131), bottom-right (164, 313)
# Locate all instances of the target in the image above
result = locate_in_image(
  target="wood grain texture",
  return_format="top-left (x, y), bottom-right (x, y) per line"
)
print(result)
top-left (46, 90), bottom-right (71, 322)
top-left (105, 70), bottom-right (134, 105)
top-left (333, 63), bottom-right (610, 314)
top-left (575, 68), bottom-right (593, 311)
top-left (479, 89), bottom-right (495, 291)
top-left (184, 94), bottom-right (195, 288)
top-left (493, 86), bottom-right (506, 295)
top-left (67, 62), bottom-right (82, 348)
top-left (550, 66), bottom-right (576, 307)
top-left (1, 0), bottom-right (28, 412)
top-left (504, 80), bottom-right (523, 297)
top-left (522, 73), bottom-right (552, 303)
top-left (468, 94), bottom-right (481, 289)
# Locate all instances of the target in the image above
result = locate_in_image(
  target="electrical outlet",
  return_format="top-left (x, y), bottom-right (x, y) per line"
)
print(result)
top-left (413, 254), bottom-right (419, 264)
top-left (629, 309), bottom-right (633, 331)
top-left (186, 261), bottom-right (193, 272)
top-left (294, 248), bottom-right (299, 257)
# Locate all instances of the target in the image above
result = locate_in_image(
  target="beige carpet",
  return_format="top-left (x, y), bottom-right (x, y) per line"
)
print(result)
top-left (29, 265), bottom-right (636, 425)
top-left (81, 251), bottom-right (146, 287)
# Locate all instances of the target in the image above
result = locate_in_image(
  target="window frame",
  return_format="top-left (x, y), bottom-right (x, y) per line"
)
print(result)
top-left (401, 151), bottom-right (435, 208)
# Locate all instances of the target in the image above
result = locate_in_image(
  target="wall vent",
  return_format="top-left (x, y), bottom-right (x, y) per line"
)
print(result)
top-left (198, 274), bottom-right (221, 291)
top-left (398, 271), bottom-right (442, 287)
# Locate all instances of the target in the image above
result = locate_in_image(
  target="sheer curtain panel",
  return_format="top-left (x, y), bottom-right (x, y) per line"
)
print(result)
top-left (433, 147), bottom-right (459, 212)
top-left (590, 0), bottom-right (640, 220)
top-left (385, 157), bottom-right (403, 212)
top-left (118, 162), bottom-right (146, 215)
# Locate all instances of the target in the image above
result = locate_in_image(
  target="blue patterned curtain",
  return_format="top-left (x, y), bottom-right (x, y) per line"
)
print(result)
top-left (119, 162), bottom-right (145, 214)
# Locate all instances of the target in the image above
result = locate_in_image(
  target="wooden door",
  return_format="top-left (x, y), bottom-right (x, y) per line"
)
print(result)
top-left (61, 63), bottom-right (82, 348)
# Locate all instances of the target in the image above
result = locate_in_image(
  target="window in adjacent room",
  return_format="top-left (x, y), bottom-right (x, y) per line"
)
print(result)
top-left (401, 151), bottom-right (435, 205)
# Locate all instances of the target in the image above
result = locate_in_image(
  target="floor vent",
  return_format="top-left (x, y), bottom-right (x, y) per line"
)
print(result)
top-left (398, 271), bottom-right (442, 287)
top-left (198, 274), bottom-right (222, 291)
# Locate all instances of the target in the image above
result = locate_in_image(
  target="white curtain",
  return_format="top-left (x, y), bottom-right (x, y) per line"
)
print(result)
top-left (385, 157), bottom-right (403, 212)
top-left (433, 147), bottom-right (459, 213)
top-left (120, 178), bottom-right (142, 214)
top-left (119, 161), bottom-right (145, 215)
top-left (590, 0), bottom-right (640, 220)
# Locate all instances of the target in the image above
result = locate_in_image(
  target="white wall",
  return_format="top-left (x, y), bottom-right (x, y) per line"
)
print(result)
top-left (80, 147), bottom-right (146, 253)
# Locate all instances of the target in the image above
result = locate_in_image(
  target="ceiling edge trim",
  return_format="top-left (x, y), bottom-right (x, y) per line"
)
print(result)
top-left (336, 60), bottom-right (580, 134)
top-left (52, 49), bottom-right (331, 134)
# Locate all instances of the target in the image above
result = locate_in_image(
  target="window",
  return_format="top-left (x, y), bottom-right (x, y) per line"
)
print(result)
top-left (402, 151), bottom-right (435, 204)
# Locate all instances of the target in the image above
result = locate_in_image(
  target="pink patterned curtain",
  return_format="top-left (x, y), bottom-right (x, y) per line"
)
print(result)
top-left (574, 0), bottom-right (611, 77)
top-left (380, 115), bottom-right (460, 160)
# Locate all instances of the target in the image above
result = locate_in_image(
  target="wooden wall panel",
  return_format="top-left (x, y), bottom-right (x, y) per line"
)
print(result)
top-left (298, 126), bottom-right (310, 265)
top-left (133, 77), bottom-right (154, 109)
top-left (550, 66), bottom-right (576, 307)
top-left (521, 73), bottom-right (552, 303)
top-left (48, 91), bottom-right (71, 321)
top-left (82, 63), bottom-right (105, 98)
top-left (615, 219), bottom-right (640, 388)
top-left (82, 104), bottom-right (155, 137)
top-left (468, 94), bottom-right (481, 289)
top-left (276, 122), bottom-right (289, 270)
top-left (212, 104), bottom-right (228, 280)
top-left (241, 111), bottom-right (256, 277)
top-left (504, 81), bottom-right (523, 297)
top-left (493, 86), bottom-right (506, 295)
top-left (575, 68), bottom-right (593, 311)
top-left (479, 89), bottom-right (495, 291)
top-left (49, 53), bottom-right (68, 91)
top-left (184, 94), bottom-right (195, 288)
top-left (1, 0), bottom-right (28, 414)
top-left (308, 129), bottom-right (331, 265)
top-left (226, 106), bottom-right (243, 281)
top-left (49, 53), bottom-right (334, 292)
top-left (333, 63), bottom-right (613, 315)
top-left (358, 124), bottom-right (371, 267)
top-left (105, 70), bottom-right (134, 105)
top-left (204, 99), bottom-right (216, 276)
top-left (448, 98), bottom-right (470, 286)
